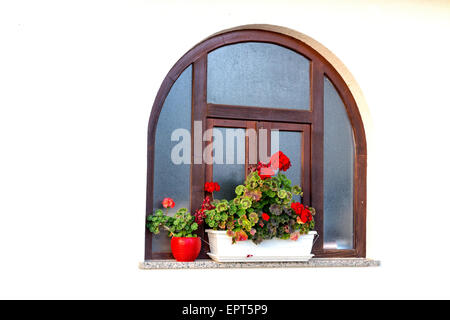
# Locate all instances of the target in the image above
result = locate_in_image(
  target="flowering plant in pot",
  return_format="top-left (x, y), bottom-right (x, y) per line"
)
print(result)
top-left (196, 152), bottom-right (317, 262)
top-left (195, 181), bottom-right (260, 243)
top-left (146, 197), bottom-right (201, 262)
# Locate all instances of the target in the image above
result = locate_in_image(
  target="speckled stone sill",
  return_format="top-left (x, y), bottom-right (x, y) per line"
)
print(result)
top-left (139, 258), bottom-right (380, 269)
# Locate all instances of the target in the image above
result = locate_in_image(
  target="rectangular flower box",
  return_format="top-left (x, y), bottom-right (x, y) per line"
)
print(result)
top-left (206, 229), bottom-right (317, 262)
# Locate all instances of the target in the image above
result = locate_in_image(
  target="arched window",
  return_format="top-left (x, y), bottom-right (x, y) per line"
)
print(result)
top-left (145, 25), bottom-right (367, 260)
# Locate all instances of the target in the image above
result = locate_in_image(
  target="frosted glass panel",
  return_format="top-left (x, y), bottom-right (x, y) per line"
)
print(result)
top-left (271, 131), bottom-right (302, 203)
top-left (323, 76), bottom-right (354, 250)
top-left (213, 127), bottom-right (246, 200)
top-left (207, 42), bottom-right (310, 109)
top-left (152, 66), bottom-right (192, 253)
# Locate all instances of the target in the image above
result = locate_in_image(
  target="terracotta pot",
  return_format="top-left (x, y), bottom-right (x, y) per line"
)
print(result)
top-left (170, 237), bottom-right (201, 262)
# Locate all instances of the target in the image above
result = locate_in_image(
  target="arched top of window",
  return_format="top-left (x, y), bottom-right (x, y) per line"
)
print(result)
top-left (146, 25), bottom-right (367, 260)
top-left (207, 42), bottom-right (311, 109)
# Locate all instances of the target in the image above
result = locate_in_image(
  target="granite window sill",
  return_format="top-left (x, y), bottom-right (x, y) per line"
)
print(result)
top-left (139, 258), bottom-right (380, 270)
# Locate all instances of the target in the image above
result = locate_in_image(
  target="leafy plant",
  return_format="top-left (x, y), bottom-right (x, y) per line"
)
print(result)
top-left (203, 197), bottom-right (259, 243)
top-left (146, 198), bottom-right (198, 238)
top-left (198, 152), bottom-right (315, 244)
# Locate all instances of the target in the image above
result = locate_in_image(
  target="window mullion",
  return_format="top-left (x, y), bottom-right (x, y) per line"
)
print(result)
top-left (192, 56), bottom-right (208, 258)
top-left (311, 61), bottom-right (325, 255)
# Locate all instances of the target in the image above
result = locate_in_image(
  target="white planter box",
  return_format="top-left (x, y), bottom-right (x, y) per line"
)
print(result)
top-left (206, 229), bottom-right (317, 262)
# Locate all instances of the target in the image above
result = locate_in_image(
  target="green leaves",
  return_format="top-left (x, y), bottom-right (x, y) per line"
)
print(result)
top-left (266, 190), bottom-right (276, 198)
top-left (146, 210), bottom-right (171, 235)
top-left (249, 212), bottom-right (259, 224)
top-left (146, 207), bottom-right (198, 238)
top-left (203, 158), bottom-right (315, 244)
top-left (240, 197), bottom-right (252, 209)
top-left (235, 185), bottom-right (245, 195)
top-left (277, 189), bottom-right (287, 199)
top-left (292, 185), bottom-right (303, 196)
top-left (216, 200), bottom-right (229, 213)
top-left (244, 189), bottom-right (262, 201)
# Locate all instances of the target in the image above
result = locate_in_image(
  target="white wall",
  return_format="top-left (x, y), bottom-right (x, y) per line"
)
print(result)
top-left (0, 0), bottom-right (449, 299)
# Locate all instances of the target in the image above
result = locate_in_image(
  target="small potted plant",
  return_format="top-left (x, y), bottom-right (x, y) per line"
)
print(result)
top-left (196, 152), bottom-right (317, 262)
top-left (147, 197), bottom-right (201, 262)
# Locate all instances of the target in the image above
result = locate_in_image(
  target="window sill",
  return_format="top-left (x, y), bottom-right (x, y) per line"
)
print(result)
top-left (139, 258), bottom-right (380, 270)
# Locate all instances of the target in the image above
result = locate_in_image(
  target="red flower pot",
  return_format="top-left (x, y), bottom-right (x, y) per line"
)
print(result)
top-left (171, 237), bottom-right (201, 262)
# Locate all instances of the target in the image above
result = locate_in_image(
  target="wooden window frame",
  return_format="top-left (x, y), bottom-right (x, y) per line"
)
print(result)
top-left (145, 27), bottom-right (367, 260)
top-left (204, 120), bottom-right (310, 194)
top-left (260, 122), bottom-right (311, 210)
top-left (205, 119), bottom-right (257, 180)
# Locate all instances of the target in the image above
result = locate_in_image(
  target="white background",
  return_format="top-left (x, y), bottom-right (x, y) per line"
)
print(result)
top-left (1, 0), bottom-right (449, 299)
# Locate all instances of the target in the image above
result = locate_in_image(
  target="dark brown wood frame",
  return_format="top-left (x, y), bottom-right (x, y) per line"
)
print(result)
top-left (145, 27), bottom-right (367, 260)
top-left (260, 122), bottom-right (311, 208)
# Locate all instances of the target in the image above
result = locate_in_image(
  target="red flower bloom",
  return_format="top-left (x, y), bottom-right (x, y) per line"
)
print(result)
top-left (256, 162), bottom-right (275, 179)
top-left (259, 166), bottom-right (275, 179)
top-left (162, 197), bottom-right (175, 209)
top-left (290, 232), bottom-right (300, 241)
top-left (195, 208), bottom-right (205, 224)
top-left (291, 202), bottom-right (312, 223)
top-left (195, 196), bottom-right (216, 224)
top-left (270, 151), bottom-right (291, 172)
top-left (204, 182), bottom-right (215, 193)
top-left (291, 202), bottom-right (302, 214)
top-left (201, 196), bottom-right (215, 210)
top-left (261, 213), bottom-right (270, 221)
top-left (235, 230), bottom-right (248, 241)
top-left (205, 182), bottom-right (221, 193)
top-left (300, 209), bottom-right (312, 224)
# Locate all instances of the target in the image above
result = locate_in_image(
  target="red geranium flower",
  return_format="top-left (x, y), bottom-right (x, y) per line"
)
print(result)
top-left (235, 230), bottom-right (248, 241)
top-left (204, 182), bottom-right (215, 193)
top-left (256, 162), bottom-right (275, 179)
top-left (261, 213), bottom-right (270, 221)
top-left (259, 166), bottom-right (275, 179)
top-left (205, 182), bottom-right (221, 193)
top-left (270, 151), bottom-right (291, 172)
top-left (195, 208), bottom-right (205, 224)
top-left (201, 196), bottom-right (215, 210)
top-left (162, 197), bottom-right (175, 209)
top-left (291, 202), bottom-right (312, 223)
top-left (195, 195), bottom-right (216, 224)
top-left (291, 202), bottom-right (302, 214)
top-left (300, 208), bottom-right (312, 224)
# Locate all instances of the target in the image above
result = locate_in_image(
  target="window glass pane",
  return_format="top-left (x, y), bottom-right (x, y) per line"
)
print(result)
top-left (152, 66), bottom-right (192, 253)
top-left (323, 76), bottom-right (354, 250)
top-left (213, 127), bottom-right (246, 200)
top-left (207, 42), bottom-right (310, 110)
top-left (271, 131), bottom-right (302, 203)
